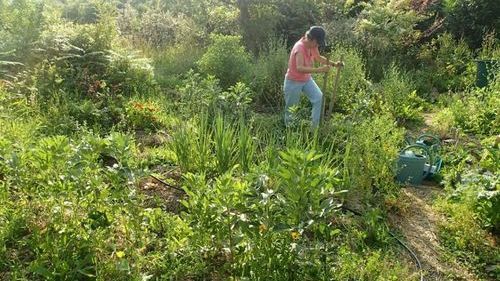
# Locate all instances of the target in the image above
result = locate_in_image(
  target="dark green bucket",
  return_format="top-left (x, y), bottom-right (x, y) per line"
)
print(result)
top-left (475, 60), bottom-right (499, 88)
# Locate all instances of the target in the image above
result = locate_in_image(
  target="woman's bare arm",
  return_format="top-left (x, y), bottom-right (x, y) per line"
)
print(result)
top-left (296, 52), bottom-right (331, 73)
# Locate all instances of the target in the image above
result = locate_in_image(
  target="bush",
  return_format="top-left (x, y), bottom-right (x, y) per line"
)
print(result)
top-left (353, 0), bottom-right (425, 80)
top-left (146, 44), bottom-right (204, 88)
top-left (430, 107), bottom-right (456, 138)
top-left (136, 9), bottom-right (199, 47)
top-left (124, 99), bottom-right (163, 132)
top-left (0, 126), bottom-right (201, 279)
top-left (437, 172), bottom-right (500, 279)
top-left (248, 38), bottom-right (288, 109)
top-left (319, 46), bottom-right (369, 115)
top-left (449, 78), bottom-right (500, 136)
top-left (5, 16), bottom-right (158, 134)
top-left (31, 20), bottom-right (155, 98)
top-left (335, 114), bottom-right (405, 203)
top-left (377, 64), bottom-right (424, 125)
top-left (176, 71), bottom-right (253, 120)
top-left (176, 71), bottom-right (222, 117)
top-left (0, 0), bottom-right (45, 63)
top-left (206, 5), bottom-right (240, 36)
top-left (416, 33), bottom-right (474, 93)
top-left (478, 32), bottom-right (500, 60)
top-left (197, 34), bottom-right (252, 89)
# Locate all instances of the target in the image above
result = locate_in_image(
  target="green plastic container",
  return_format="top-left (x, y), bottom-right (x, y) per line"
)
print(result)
top-left (396, 145), bottom-right (431, 185)
top-left (475, 60), bottom-right (499, 88)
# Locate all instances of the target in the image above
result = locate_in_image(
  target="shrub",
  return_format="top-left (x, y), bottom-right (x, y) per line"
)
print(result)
top-left (6, 16), bottom-right (158, 134)
top-left (248, 38), bottom-right (288, 109)
top-left (376, 64), bottom-right (424, 125)
top-left (430, 107), bottom-right (456, 138)
top-left (197, 34), bottom-right (252, 89)
top-left (336, 114), bottom-right (404, 203)
top-left (449, 77), bottom-right (499, 136)
top-left (176, 70), bottom-right (222, 117)
top-left (0, 0), bottom-right (45, 63)
top-left (353, 0), bottom-right (425, 80)
top-left (177, 71), bottom-right (253, 119)
top-left (206, 5), bottom-right (240, 36)
top-left (437, 174), bottom-right (500, 279)
top-left (146, 44), bottom-right (204, 88)
top-left (32, 20), bottom-right (154, 98)
top-left (124, 99), bottom-right (163, 132)
top-left (319, 46), bottom-right (369, 115)
top-left (416, 33), bottom-right (474, 93)
top-left (105, 51), bottom-right (156, 96)
top-left (478, 32), bottom-right (500, 60)
top-left (137, 9), bottom-right (199, 47)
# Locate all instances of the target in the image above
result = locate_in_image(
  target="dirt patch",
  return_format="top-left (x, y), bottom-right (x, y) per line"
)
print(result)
top-left (422, 113), bottom-right (435, 129)
top-left (389, 184), bottom-right (479, 280)
top-left (138, 168), bottom-right (185, 213)
top-left (135, 130), bottom-right (171, 149)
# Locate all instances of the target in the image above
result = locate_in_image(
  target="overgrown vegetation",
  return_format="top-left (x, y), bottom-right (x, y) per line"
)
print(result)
top-left (0, 0), bottom-right (498, 280)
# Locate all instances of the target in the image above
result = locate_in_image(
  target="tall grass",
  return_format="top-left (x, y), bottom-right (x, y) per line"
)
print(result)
top-left (237, 115), bottom-right (255, 173)
top-left (170, 123), bottom-right (195, 173)
top-left (195, 111), bottom-right (212, 173)
top-left (214, 113), bottom-right (237, 174)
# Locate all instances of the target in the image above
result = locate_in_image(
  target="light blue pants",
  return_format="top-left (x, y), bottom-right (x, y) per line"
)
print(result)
top-left (283, 78), bottom-right (323, 127)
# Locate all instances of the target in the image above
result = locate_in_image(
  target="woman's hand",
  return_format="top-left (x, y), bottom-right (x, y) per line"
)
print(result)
top-left (318, 65), bottom-right (332, 73)
top-left (333, 61), bottom-right (344, 68)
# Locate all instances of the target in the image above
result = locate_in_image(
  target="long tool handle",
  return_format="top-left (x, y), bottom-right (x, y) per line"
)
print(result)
top-left (320, 54), bottom-right (330, 124)
top-left (326, 55), bottom-right (344, 118)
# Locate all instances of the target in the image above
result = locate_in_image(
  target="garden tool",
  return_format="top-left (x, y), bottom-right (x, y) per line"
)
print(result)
top-left (320, 55), bottom-right (344, 121)
top-left (326, 55), bottom-right (344, 118)
top-left (320, 53), bottom-right (331, 123)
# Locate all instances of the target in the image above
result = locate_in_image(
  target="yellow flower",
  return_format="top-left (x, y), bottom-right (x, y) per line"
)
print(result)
top-left (259, 224), bottom-right (267, 233)
top-left (291, 231), bottom-right (300, 240)
top-left (116, 251), bottom-right (125, 258)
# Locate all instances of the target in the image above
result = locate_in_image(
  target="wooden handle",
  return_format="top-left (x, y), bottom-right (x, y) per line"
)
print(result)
top-left (326, 55), bottom-right (344, 118)
top-left (320, 54), bottom-right (331, 124)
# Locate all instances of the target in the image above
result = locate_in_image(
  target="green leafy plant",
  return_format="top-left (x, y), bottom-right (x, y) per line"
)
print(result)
top-left (416, 33), bottom-right (474, 93)
top-left (124, 100), bottom-right (162, 132)
top-left (449, 77), bottom-right (499, 136)
top-left (377, 64), bottom-right (424, 125)
top-left (213, 113), bottom-right (238, 175)
top-left (275, 149), bottom-right (344, 228)
top-left (249, 38), bottom-right (288, 109)
top-left (197, 34), bottom-right (251, 89)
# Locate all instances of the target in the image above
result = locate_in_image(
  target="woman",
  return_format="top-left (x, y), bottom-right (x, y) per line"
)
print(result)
top-left (284, 26), bottom-right (343, 127)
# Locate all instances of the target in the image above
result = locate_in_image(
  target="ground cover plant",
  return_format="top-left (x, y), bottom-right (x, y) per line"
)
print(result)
top-left (0, 0), bottom-right (499, 280)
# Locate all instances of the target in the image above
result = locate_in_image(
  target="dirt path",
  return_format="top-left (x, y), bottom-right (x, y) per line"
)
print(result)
top-left (389, 183), bottom-right (479, 280)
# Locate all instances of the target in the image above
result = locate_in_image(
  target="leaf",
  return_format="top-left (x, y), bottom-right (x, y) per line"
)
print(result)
top-left (77, 267), bottom-right (96, 277)
top-left (0, 61), bottom-right (24, 66)
top-left (273, 222), bottom-right (290, 232)
top-left (32, 264), bottom-right (52, 277)
top-left (117, 259), bottom-right (130, 271)
top-left (330, 229), bottom-right (342, 237)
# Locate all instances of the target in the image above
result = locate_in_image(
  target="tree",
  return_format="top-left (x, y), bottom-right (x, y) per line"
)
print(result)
top-left (444, 0), bottom-right (500, 49)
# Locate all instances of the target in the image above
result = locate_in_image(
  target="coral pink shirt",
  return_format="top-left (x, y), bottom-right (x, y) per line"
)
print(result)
top-left (285, 37), bottom-right (320, 82)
